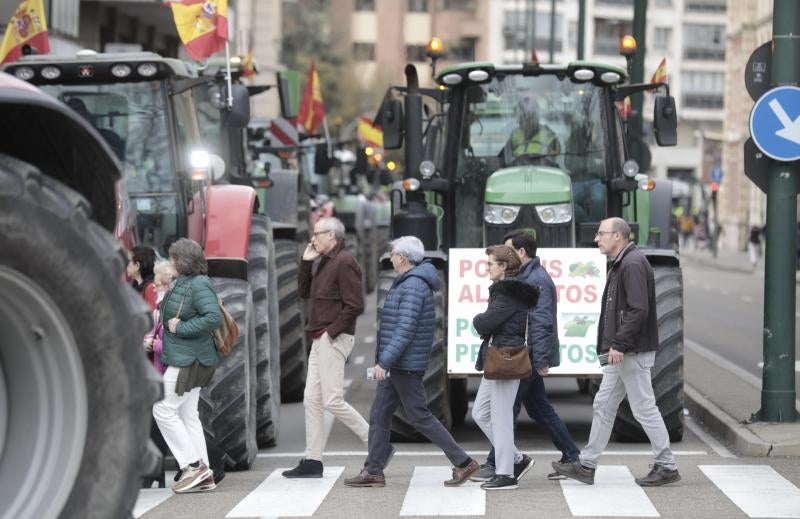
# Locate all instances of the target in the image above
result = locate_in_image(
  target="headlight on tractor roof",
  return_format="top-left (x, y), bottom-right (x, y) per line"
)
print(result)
top-left (111, 64), bottom-right (132, 78)
top-left (535, 203), bottom-right (572, 224)
top-left (40, 66), bottom-right (61, 80)
top-left (484, 204), bottom-right (520, 225)
top-left (137, 63), bottom-right (157, 77)
top-left (13, 66), bottom-right (34, 81)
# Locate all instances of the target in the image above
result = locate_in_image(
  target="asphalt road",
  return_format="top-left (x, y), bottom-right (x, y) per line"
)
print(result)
top-left (137, 264), bottom-right (800, 518)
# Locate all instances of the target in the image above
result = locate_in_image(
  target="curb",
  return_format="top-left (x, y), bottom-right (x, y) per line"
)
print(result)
top-left (684, 384), bottom-right (772, 457)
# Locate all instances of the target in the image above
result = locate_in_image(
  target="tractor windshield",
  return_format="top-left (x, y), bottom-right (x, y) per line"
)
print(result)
top-left (444, 73), bottom-right (610, 246)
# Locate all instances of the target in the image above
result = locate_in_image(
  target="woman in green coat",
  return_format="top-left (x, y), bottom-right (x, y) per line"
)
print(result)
top-left (153, 238), bottom-right (221, 493)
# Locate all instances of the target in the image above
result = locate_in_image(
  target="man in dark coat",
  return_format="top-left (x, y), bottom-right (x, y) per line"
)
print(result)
top-left (344, 236), bottom-right (478, 487)
top-left (553, 217), bottom-right (680, 487)
top-left (283, 217), bottom-right (368, 478)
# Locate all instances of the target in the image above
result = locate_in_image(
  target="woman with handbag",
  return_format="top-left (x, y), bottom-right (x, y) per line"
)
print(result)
top-left (471, 245), bottom-right (539, 490)
top-left (153, 238), bottom-right (222, 493)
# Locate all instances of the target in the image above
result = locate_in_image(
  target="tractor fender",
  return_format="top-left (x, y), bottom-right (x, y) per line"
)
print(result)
top-left (205, 184), bottom-right (256, 280)
top-left (641, 247), bottom-right (680, 269)
top-left (270, 221), bottom-right (297, 242)
top-left (0, 72), bottom-right (121, 231)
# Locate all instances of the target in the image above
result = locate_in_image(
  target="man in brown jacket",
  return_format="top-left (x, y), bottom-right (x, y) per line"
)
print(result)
top-left (283, 217), bottom-right (369, 478)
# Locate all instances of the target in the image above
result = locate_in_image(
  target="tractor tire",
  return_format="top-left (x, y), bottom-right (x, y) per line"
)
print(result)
top-left (275, 238), bottom-right (308, 402)
top-left (248, 215), bottom-right (280, 447)
top-left (362, 224), bottom-right (378, 294)
top-left (296, 191), bottom-right (311, 245)
top-left (0, 154), bottom-right (160, 519)
top-left (613, 265), bottom-right (685, 442)
top-left (200, 278), bottom-right (258, 470)
top-left (377, 268), bottom-right (453, 441)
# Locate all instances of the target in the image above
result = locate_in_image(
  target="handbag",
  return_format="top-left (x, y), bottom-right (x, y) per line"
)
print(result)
top-left (172, 282), bottom-right (238, 357)
top-left (483, 317), bottom-right (532, 380)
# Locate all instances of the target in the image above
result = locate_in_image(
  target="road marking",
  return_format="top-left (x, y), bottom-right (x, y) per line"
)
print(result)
top-left (133, 489), bottom-right (172, 518)
top-left (353, 355), bottom-right (366, 365)
top-left (226, 467), bottom-right (344, 517)
top-left (757, 360), bottom-right (800, 373)
top-left (399, 466), bottom-right (484, 516)
top-left (364, 336), bottom-right (375, 344)
top-left (560, 465), bottom-right (659, 517)
top-left (700, 465), bottom-right (800, 518)
top-left (742, 295), bottom-right (753, 303)
top-left (257, 450), bottom-right (707, 458)
top-left (685, 417), bottom-right (737, 459)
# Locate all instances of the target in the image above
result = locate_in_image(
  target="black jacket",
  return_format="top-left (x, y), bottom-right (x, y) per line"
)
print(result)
top-left (473, 278), bottom-right (539, 371)
top-left (597, 242), bottom-right (658, 354)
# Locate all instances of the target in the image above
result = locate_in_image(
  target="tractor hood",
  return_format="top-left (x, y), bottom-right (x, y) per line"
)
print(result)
top-left (485, 166), bottom-right (572, 205)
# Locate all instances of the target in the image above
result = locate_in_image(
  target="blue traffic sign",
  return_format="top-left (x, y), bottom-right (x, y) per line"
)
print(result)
top-left (750, 86), bottom-right (800, 161)
top-left (710, 164), bottom-right (723, 183)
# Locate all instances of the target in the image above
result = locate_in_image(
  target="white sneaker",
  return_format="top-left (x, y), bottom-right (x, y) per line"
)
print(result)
top-left (178, 473), bottom-right (216, 493)
top-left (173, 462), bottom-right (213, 493)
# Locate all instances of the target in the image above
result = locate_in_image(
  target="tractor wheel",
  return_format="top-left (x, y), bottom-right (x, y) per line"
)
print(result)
top-left (613, 265), bottom-right (684, 442)
top-left (296, 191), bottom-right (311, 245)
top-left (377, 268), bottom-right (453, 441)
top-left (275, 238), bottom-right (308, 402)
top-left (0, 154), bottom-right (160, 519)
top-left (362, 224), bottom-right (377, 294)
top-left (201, 278), bottom-right (258, 470)
top-left (248, 215), bottom-right (280, 447)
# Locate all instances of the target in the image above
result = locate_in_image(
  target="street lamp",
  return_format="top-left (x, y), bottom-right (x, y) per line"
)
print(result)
top-left (426, 37), bottom-right (445, 78)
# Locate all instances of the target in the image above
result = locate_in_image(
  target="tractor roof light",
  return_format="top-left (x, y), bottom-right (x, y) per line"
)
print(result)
top-left (136, 63), bottom-right (157, 77)
top-left (110, 64), bottom-right (132, 78)
top-left (442, 73), bottom-right (462, 85)
top-left (600, 71), bottom-right (621, 84)
top-left (573, 68), bottom-right (595, 81)
top-left (635, 173), bottom-right (655, 191)
top-left (468, 69), bottom-right (490, 82)
top-left (620, 35), bottom-right (637, 57)
top-left (13, 66), bottom-right (34, 81)
top-left (622, 159), bottom-right (639, 178)
top-left (419, 160), bottom-right (435, 179)
top-left (190, 149), bottom-right (210, 181)
top-left (40, 66), bottom-right (61, 80)
top-left (426, 37), bottom-right (445, 59)
top-left (402, 178), bottom-right (421, 192)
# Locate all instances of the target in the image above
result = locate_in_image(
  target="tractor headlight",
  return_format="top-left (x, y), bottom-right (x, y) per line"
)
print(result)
top-left (484, 204), bottom-right (520, 225)
top-left (535, 203), bottom-right (572, 224)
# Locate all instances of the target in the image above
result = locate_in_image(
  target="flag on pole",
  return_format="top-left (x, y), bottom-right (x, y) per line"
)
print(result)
top-left (619, 96), bottom-right (632, 119)
top-left (242, 50), bottom-right (255, 77)
top-left (169, 0), bottom-right (228, 61)
top-left (358, 116), bottom-right (383, 148)
top-left (296, 62), bottom-right (325, 134)
top-left (650, 58), bottom-right (667, 84)
top-left (0, 0), bottom-right (50, 64)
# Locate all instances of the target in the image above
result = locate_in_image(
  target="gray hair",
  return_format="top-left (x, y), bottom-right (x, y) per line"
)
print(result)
top-left (391, 236), bottom-right (425, 264)
top-left (168, 238), bottom-right (208, 276)
top-left (153, 259), bottom-right (177, 284)
top-left (317, 217), bottom-right (346, 240)
top-left (607, 217), bottom-right (632, 241)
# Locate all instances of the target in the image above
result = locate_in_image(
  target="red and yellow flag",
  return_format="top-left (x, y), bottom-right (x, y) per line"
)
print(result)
top-left (618, 96), bottom-right (632, 119)
top-left (296, 62), bottom-right (325, 134)
top-left (242, 50), bottom-right (255, 78)
top-left (170, 0), bottom-right (228, 61)
top-left (358, 116), bottom-right (383, 148)
top-left (650, 57), bottom-right (667, 84)
top-left (0, 0), bottom-right (50, 64)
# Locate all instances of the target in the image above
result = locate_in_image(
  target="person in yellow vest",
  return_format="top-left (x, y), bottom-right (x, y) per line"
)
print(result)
top-left (508, 101), bottom-right (561, 160)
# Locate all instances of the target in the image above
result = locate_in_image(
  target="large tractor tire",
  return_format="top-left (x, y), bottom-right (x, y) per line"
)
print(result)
top-left (248, 215), bottom-right (280, 447)
top-left (275, 238), bottom-right (308, 402)
top-left (361, 224), bottom-right (378, 294)
top-left (200, 278), bottom-right (258, 470)
top-left (613, 265), bottom-right (684, 442)
top-left (0, 155), bottom-right (161, 519)
top-left (377, 268), bottom-right (456, 441)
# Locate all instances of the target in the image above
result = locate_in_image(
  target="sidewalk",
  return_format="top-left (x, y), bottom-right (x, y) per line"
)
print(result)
top-left (679, 247), bottom-right (800, 456)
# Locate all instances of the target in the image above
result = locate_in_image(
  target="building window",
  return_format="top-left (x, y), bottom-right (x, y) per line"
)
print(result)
top-left (683, 24), bottom-right (725, 60)
top-left (503, 11), bottom-right (563, 53)
top-left (408, 0), bottom-right (428, 12)
top-left (406, 44), bottom-right (428, 62)
top-left (654, 0), bottom-right (672, 6)
top-left (353, 42), bottom-right (376, 61)
top-left (593, 18), bottom-right (632, 56)
top-left (450, 38), bottom-right (477, 61)
top-left (653, 27), bottom-right (671, 51)
top-left (682, 71), bottom-right (724, 109)
top-left (685, 0), bottom-right (726, 13)
top-left (596, 0), bottom-right (633, 5)
top-left (355, 0), bottom-right (375, 11)
top-left (437, 0), bottom-right (475, 11)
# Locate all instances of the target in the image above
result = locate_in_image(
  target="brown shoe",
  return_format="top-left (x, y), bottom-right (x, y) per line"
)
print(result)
top-left (444, 458), bottom-right (479, 486)
top-left (344, 468), bottom-right (386, 487)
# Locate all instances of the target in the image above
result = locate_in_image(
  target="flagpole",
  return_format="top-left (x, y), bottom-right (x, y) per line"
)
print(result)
top-left (322, 116), bottom-right (332, 157)
top-left (224, 41), bottom-right (233, 109)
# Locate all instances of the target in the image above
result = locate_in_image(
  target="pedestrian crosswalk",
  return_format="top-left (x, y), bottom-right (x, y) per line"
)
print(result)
top-left (135, 463), bottom-right (800, 518)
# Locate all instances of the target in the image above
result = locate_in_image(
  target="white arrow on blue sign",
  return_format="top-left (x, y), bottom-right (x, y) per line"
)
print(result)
top-left (749, 86), bottom-right (800, 161)
top-left (710, 164), bottom-right (723, 183)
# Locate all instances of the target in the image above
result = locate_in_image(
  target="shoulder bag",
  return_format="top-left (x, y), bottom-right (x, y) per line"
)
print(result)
top-left (173, 281), bottom-right (238, 357)
top-left (483, 316), bottom-right (532, 380)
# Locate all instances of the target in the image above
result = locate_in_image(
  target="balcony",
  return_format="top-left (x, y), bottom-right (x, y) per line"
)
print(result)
top-left (685, 0), bottom-right (726, 13)
top-left (684, 48), bottom-right (725, 61)
top-left (683, 93), bottom-right (724, 110)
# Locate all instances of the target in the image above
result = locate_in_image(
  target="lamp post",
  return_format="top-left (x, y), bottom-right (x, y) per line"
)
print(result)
top-left (426, 37), bottom-right (445, 78)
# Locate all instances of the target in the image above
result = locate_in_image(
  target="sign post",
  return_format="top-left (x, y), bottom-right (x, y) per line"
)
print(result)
top-left (748, 0), bottom-right (799, 422)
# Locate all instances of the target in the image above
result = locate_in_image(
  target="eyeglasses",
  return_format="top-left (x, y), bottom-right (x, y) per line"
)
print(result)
top-left (595, 231), bottom-right (617, 237)
top-left (312, 230), bottom-right (333, 237)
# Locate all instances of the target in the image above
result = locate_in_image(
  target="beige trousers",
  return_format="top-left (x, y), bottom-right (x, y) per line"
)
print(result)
top-left (304, 332), bottom-right (369, 461)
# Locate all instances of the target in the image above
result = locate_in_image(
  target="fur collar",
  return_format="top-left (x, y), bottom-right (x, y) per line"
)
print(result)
top-left (490, 278), bottom-right (539, 306)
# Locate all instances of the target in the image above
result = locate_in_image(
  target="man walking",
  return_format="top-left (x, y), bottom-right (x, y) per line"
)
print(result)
top-left (344, 236), bottom-right (478, 487)
top-left (472, 229), bottom-right (580, 483)
top-left (553, 217), bottom-right (680, 486)
top-left (283, 217), bottom-right (369, 478)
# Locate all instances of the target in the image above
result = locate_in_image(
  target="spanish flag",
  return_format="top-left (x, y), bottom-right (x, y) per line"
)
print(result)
top-left (650, 58), bottom-right (667, 84)
top-left (296, 62), bottom-right (325, 134)
top-left (170, 0), bottom-right (228, 61)
top-left (619, 96), bottom-right (632, 119)
top-left (358, 116), bottom-right (383, 149)
top-left (242, 50), bottom-right (255, 78)
top-left (0, 0), bottom-right (50, 64)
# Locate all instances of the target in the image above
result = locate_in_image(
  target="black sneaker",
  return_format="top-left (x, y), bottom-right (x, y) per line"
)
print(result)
top-left (514, 454), bottom-right (535, 481)
top-left (552, 460), bottom-right (595, 485)
top-left (635, 464), bottom-right (681, 487)
top-left (480, 475), bottom-right (518, 490)
top-left (282, 458), bottom-right (323, 478)
top-left (547, 456), bottom-right (577, 480)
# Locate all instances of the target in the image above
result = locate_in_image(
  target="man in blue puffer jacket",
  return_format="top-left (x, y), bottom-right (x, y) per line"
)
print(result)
top-left (345, 236), bottom-right (478, 488)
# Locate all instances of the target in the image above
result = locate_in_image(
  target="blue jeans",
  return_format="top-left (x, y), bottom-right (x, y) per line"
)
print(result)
top-left (485, 372), bottom-right (580, 468)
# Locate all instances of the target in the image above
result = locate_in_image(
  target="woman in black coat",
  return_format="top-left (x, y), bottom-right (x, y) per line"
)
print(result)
top-left (471, 245), bottom-right (539, 490)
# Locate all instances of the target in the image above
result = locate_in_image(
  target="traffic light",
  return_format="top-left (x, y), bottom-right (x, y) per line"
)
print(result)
top-left (710, 181), bottom-right (719, 193)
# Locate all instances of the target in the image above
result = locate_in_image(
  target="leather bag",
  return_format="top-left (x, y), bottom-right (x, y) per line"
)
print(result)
top-left (173, 283), bottom-right (238, 357)
top-left (483, 319), bottom-right (532, 380)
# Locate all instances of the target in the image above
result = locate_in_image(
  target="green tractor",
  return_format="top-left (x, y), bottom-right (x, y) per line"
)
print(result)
top-left (378, 61), bottom-right (684, 442)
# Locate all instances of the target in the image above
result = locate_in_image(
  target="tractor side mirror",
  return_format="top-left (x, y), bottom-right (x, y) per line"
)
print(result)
top-left (222, 84), bottom-right (250, 128)
top-left (653, 95), bottom-right (677, 147)
top-left (381, 99), bottom-right (404, 150)
top-left (314, 143), bottom-right (334, 175)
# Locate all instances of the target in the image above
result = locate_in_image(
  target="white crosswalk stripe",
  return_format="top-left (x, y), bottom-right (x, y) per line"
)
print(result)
top-left (700, 465), bottom-right (800, 518)
top-left (399, 466), bottom-right (485, 516)
top-left (133, 488), bottom-right (172, 518)
top-left (560, 466), bottom-right (659, 517)
top-left (225, 467), bottom-right (344, 518)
